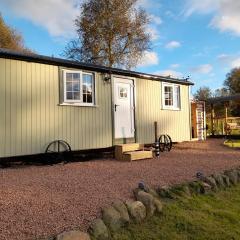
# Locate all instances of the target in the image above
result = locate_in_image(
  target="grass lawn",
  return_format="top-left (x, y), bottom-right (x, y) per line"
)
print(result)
top-left (224, 139), bottom-right (240, 148)
top-left (113, 186), bottom-right (240, 240)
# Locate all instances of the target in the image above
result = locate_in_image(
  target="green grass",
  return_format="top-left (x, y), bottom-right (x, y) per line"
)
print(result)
top-left (113, 186), bottom-right (240, 240)
top-left (224, 139), bottom-right (240, 148)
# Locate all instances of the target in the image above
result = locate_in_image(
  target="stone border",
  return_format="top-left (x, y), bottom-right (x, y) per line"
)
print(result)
top-left (49, 167), bottom-right (240, 240)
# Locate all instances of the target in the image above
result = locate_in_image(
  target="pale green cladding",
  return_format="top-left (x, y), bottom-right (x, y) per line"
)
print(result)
top-left (0, 58), bottom-right (113, 158)
top-left (135, 78), bottom-right (191, 143)
top-left (0, 58), bottom-right (191, 158)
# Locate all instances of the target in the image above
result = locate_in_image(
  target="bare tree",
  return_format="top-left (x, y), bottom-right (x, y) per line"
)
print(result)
top-left (64, 0), bottom-right (151, 69)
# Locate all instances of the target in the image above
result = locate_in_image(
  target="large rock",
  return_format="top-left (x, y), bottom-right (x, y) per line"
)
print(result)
top-left (112, 200), bottom-right (130, 224)
top-left (136, 191), bottom-right (156, 217)
top-left (222, 174), bottom-right (231, 187)
top-left (203, 176), bottom-right (218, 191)
top-left (102, 206), bottom-right (124, 232)
top-left (88, 219), bottom-right (109, 240)
top-left (125, 200), bottom-right (146, 223)
top-left (212, 174), bottom-right (225, 188)
top-left (224, 170), bottom-right (238, 185)
top-left (56, 231), bottom-right (90, 240)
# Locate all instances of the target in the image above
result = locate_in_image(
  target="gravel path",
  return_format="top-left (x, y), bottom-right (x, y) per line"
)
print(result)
top-left (0, 139), bottom-right (240, 240)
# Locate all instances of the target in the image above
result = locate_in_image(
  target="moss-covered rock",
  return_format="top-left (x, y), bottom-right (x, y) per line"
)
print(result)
top-left (88, 219), bottom-right (110, 240)
top-left (125, 200), bottom-right (146, 223)
top-left (212, 174), bottom-right (225, 189)
top-left (102, 206), bottom-right (125, 232)
top-left (112, 200), bottom-right (130, 225)
top-left (224, 170), bottom-right (238, 185)
top-left (221, 174), bottom-right (231, 187)
top-left (203, 176), bottom-right (218, 191)
top-left (136, 191), bottom-right (156, 217)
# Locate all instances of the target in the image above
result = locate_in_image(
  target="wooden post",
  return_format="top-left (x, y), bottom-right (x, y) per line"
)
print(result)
top-left (211, 103), bottom-right (215, 136)
top-left (154, 121), bottom-right (158, 142)
top-left (225, 103), bottom-right (228, 124)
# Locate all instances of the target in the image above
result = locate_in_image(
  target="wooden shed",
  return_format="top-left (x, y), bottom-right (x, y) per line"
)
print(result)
top-left (0, 48), bottom-right (195, 159)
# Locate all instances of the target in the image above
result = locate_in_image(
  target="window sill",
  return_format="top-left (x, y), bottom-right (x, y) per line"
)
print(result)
top-left (58, 103), bottom-right (99, 108)
top-left (162, 106), bottom-right (181, 111)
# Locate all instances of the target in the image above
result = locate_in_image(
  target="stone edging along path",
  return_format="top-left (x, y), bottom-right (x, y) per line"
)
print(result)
top-left (49, 166), bottom-right (240, 240)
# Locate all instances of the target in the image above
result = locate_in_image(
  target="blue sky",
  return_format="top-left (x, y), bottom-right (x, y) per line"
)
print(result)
top-left (1, 0), bottom-right (240, 93)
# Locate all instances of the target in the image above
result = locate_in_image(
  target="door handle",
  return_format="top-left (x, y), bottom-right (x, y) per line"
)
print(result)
top-left (114, 104), bottom-right (120, 111)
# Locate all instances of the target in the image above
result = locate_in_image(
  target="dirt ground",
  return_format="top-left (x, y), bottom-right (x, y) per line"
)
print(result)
top-left (0, 139), bottom-right (240, 240)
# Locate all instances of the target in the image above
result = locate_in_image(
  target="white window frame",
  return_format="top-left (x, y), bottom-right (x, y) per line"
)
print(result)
top-left (162, 83), bottom-right (181, 110)
top-left (63, 69), bottom-right (95, 106)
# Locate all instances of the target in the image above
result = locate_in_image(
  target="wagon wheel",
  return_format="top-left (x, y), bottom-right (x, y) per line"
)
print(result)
top-left (158, 135), bottom-right (173, 152)
top-left (45, 140), bottom-right (72, 163)
top-left (165, 135), bottom-right (173, 152)
top-left (158, 135), bottom-right (166, 152)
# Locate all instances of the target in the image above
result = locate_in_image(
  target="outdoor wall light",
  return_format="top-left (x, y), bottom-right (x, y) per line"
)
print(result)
top-left (103, 73), bottom-right (111, 83)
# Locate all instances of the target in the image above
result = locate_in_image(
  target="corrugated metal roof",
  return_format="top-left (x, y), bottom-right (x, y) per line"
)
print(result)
top-left (0, 48), bottom-right (194, 86)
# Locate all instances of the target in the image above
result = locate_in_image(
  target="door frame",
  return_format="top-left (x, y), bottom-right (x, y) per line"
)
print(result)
top-left (111, 75), bottom-right (137, 145)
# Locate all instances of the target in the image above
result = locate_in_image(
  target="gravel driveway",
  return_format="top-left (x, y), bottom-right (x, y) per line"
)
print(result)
top-left (0, 139), bottom-right (240, 240)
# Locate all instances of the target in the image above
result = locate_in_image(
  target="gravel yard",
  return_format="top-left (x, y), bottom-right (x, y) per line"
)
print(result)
top-left (0, 139), bottom-right (240, 240)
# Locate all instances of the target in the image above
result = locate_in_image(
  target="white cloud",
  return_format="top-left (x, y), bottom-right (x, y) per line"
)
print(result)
top-left (231, 58), bottom-right (240, 68)
top-left (184, 0), bottom-right (219, 17)
top-left (190, 64), bottom-right (213, 74)
top-left (184, 0), bottom-right (240, 36)
top-left (165, 41), bottom-right (181, 49)
top-left (217, 53), bottom-right (240, 68)
top-left (170, 63), bottom-right (180, 69)
top-left (0, 0), bottom-right (79, 37)
top-left (154, 69), bottom-right (183, 78)
top-left (149, 14), bottom-right (162, 25)
top-left (138, 51), bottom-right (159, 67)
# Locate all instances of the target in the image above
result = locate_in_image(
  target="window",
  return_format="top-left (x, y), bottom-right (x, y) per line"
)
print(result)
top-left (162, 83), bottom-right (180, 110)
top-left (118, 87), bottom-right (128, 99)
top-left (63, 70), bottom-right (95, 106)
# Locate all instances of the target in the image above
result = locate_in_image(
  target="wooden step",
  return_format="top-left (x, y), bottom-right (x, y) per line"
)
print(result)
top-left (120, 143), bottom-right (144, 153)
top-left (123, 150), bottom-right (153, 161)
top-left (115, 143), bottom-right (144, 161)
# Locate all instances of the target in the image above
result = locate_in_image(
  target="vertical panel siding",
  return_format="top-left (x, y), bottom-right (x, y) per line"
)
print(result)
top-left (136, 78), bottom-right (191, 143)
top-left (0, 58), bottom-right (112, 158)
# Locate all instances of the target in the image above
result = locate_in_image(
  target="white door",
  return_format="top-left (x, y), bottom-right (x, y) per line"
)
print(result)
top-left (114, 77), bottom-right (135, 139)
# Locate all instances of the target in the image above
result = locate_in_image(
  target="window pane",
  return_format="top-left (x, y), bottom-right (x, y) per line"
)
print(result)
top-left (66, 82), bottom-right (72, 91)
top-left (87, 94), bottom-right (92, 103)
top-left (65, 72), bottom-right (81, 102)
top-left (174, 86), bottom-right (180, 108)
top-left (66, 73), bottom-right (73, 81)
top-left (67, 92), bottom-right (73, 100)
top-left (73, 92), bottom-right (80, 100)
top-left (83, 73), bottom-right (93, 103)
top-left (73, 81), bottom-right (80, 91)
top-left (164, 86), bottom-right (173, 106)
top-left (72, 73), bottom-right (80, 81)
